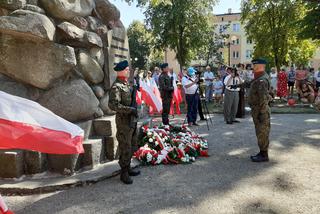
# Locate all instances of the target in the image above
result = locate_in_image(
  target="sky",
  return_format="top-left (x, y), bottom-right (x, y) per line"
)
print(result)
top-left (110, 0), bottom-right (242, 28)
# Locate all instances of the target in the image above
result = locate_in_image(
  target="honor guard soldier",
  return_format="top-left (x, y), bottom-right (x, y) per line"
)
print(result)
top-left (158, 63), bottom-right (174, 125)
top-left (109, 60), bottom-right (141, 184)
top-left (249, 58), bottom-right (272, 162)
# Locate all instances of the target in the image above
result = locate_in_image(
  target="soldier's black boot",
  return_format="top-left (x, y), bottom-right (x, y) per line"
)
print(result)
top-left (128, 168), bottom-right (141, 176)
top-left (250, 151), bottom-right (269, 162)
top-left (120, 168), bottom-right (133, 184)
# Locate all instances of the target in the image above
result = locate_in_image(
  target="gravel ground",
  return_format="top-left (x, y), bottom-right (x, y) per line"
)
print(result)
top-left (4, 114), bottom-right (320, 214)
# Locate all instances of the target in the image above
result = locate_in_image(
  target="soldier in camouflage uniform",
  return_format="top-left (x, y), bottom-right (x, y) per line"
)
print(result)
top-left (248, 59), bottom-right (272, 162)
top-left (158, 63), bottom-right (174, 125)
top-left (109, 60), bottom-right (140, 184)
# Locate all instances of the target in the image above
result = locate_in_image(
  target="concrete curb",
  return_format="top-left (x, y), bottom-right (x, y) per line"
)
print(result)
top-left (0, 159), bottom-right (140, 196)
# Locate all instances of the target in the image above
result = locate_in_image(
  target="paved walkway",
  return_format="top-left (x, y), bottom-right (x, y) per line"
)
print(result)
top-left (4, 114), bottom-right (320, 214)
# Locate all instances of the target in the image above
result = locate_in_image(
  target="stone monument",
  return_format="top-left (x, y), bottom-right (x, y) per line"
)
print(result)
top-left (0, 0), bottom-right (130, 178)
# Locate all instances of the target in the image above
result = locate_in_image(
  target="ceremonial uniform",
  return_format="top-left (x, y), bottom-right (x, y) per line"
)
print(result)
top-left (158, 63), bottom-right (173, 125)
top-left (109, 60), bottom-right (140, 184)
top-left (249, 59), bottom-right (271, 162)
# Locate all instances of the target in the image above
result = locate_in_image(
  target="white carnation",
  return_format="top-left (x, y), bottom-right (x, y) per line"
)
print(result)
top-left (148, 138), bottom-right (153, 143)
top-left (146, 153), bottom-right (153, 162)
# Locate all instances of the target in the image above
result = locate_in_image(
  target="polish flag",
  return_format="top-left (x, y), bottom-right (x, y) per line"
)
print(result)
top-left (140, 79), bottom-right (162, 113)
top-left (0, 194), bottom-right (13, 214)
top-left (170, 80), bottom-right (182, 115)
top-left (0, 91), bottom-right (84, 154)
top-left (136, 90), bottom-right (142, 105)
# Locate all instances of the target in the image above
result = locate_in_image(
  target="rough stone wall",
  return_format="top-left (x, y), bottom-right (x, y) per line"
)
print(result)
top-left (0, 0), bottom-right (130, 122)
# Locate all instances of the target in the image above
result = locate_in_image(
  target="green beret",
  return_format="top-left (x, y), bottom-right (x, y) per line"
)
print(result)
top-left (252, 58), bottom-right (267, 65)
top-left (160, 63), bottom-right (169, 69)
top-left (114, 60), bottom-right (129, 71)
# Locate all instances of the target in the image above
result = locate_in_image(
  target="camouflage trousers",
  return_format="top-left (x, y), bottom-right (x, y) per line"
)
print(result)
top-left (116, 114), bottom-right (138, 169)
top-left (251, 107), bottom-right (271, 152)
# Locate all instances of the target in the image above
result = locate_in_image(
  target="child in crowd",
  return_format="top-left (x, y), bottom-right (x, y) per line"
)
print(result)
top-left (214, 75), bottom-right (224, 105)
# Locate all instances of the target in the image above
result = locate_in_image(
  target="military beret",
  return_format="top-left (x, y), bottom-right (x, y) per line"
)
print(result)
top-left (252, 58), bottom-right (267, 65)
top-left (160, 63), bottom-right (169, 69)
top-left (114, 60), bottom-right (129, 71)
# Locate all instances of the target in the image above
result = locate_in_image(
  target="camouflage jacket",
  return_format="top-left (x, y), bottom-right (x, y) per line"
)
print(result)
top-left (109, 78), bottom-right (133, 115)
top-left (158, 72), bottom-right (173, 99)
top-left (248, 73), bottom-right (272, 110)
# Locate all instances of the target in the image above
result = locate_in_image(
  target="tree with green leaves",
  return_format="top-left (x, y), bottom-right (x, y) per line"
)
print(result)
top-left (126, 0), bottom-right (217, 70)
top-left (298, 0), bottom-right (320, 41)
top-left (241, 0), bottom-right (316, 70)
top-left (288, 39), bottom-right (317, 66)
top-left (196, 24), bottom-right (230, 66)
top-left (127, 20), bottom-right (152, 69)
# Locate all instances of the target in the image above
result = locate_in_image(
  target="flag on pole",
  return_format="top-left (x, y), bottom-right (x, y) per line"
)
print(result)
top-left (0, 91), bottom-right (84, 154)
top-left (0, 194), bottom-right (13, 214)
top-left (140, 79), bottom-right (162, 113)
top-left (170, 79), bottom-right (182, 115)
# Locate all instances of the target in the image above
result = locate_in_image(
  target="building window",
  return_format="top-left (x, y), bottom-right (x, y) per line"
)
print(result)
top-left (247, 39), bottom-right (253, 44)
top-left (233, 23), bottom-right (240, 32)
top-left (219, 25), bottom-right (226, 33)
top-left (246, 50), bottom-right (253, 59)
top-left (233, 51), bottom-right (240, 59)
top-left (220, 51), bottom-right (224, 59)
top-left (221, 17), bottom-right (224, 21)
top-left (232, 38), bottom-right (239, 45)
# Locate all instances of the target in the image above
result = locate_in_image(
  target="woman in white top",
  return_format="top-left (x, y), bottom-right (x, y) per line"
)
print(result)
top-left (182, 67), bottom-right (200, 126)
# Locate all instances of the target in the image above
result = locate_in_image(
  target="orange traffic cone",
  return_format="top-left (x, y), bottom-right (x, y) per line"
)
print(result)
top-left (0, 195), bottom-right (14, 214)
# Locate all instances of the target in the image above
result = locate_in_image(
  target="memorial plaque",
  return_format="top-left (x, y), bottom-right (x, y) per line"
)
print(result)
top-left (106, 27), bottom-right (130, 89)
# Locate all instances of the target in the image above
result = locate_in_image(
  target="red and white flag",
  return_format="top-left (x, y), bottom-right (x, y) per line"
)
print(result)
top-left (170, 80), bottom-right (182, 115)
top-left (0, 91), bottom-right (84, 154)
top-left (140, 79), bottom-right (162, 113)
top-left (0, 194), bottom-right (13, 214)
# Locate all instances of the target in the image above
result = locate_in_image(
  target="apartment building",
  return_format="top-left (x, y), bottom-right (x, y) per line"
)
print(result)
top-left (213, 9), bottom-right (254, 67)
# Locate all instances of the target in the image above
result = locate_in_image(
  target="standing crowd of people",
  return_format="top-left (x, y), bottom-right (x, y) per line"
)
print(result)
top-left (270, 66), bottom-right (320, 106)
top-left (138, 62), bottom-right (320, 129)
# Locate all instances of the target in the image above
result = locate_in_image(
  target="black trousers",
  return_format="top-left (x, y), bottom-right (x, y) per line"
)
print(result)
top-left (162, 97), bottom-right (172, 125)
top-left (198, 98), bottom-right (205, 120)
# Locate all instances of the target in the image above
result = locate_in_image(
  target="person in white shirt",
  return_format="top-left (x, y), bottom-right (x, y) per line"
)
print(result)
top-left (182, 67), bottom-right (200, 126)
top-left (223, 68), bottom-right (243, 124)
top-left (152, 67), bottom-right (161, 86)
top-left (214, 75), bottom-right (224, 105)
top-left (314, 68), bottom-right (320, 91)
top-left (204, 66), bottom-right (215, 102)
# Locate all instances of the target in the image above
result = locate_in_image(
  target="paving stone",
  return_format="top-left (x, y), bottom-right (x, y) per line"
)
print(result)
top-left (47, 154), bottom-right (81, 175)
top-left (0, 159), bottom-right (140, 195)
top-left (24, 151), bottom-right (47, 175)
top-left (0, 150), bottom-right (24, 178)
top-left (104, 136), bottom-right (119, 161)
top-left (93, 116), bottom-right (116, 136)
top-left (82, 139), bottom-right (104, 168)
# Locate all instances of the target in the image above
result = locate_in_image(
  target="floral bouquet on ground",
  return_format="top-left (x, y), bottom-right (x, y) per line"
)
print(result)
top-left (134, 124), bottom-right (209, 165)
